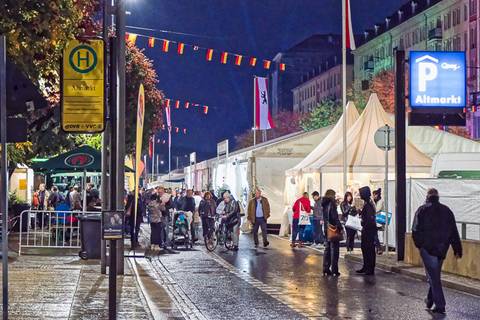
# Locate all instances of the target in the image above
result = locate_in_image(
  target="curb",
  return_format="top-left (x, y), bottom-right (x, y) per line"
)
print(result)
top-left (343, 254), bottom-right (480, 297)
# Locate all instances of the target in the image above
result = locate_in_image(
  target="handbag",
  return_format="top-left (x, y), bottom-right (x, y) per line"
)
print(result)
top-left (326, 203), bottom-right (343, 241)
top-left (376, 211), bottom-right (392, 225)
top-left (298, 203), bottom-right (311, 226)
top-left (345, 215), bottom-right (362, 231)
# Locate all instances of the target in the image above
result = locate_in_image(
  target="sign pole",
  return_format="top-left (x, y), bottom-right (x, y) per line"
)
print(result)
top-left (395, 50), bottom-right (406, 261)
top-left (253, 76), bottom-right (256, 146)
top-left (0, 35), bottom-right (9, 320)
top-left (384, 124), bottom-right (389, 257)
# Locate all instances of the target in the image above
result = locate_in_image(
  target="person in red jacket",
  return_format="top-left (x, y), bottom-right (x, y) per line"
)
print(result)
top-left (291, 192), bottom-right (312, 248)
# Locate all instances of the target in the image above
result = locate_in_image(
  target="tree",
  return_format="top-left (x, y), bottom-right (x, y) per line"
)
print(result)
top-left (234, 111), bottom-right (305, 150)
top-left (300, 99), bottom-right (342, 131)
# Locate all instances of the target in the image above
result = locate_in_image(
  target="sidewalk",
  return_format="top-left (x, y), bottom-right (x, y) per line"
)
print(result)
top-left (344, 252), bottom-right (480, 297)
top-left (0, 255), bottom-right (154, 319)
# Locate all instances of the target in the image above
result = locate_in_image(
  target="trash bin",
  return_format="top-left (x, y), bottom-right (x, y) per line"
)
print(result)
top-left (78, 213), bottom-right (102, 260)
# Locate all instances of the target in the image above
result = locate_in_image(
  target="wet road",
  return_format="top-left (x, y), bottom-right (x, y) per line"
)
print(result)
top-left (148, 232), bottom-right (480, 320)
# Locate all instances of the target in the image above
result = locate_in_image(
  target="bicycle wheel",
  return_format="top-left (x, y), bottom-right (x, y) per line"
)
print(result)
top-left (224, 230), bottom-right (235, 250)
top-left (204, 230), bottom-right (218, 252)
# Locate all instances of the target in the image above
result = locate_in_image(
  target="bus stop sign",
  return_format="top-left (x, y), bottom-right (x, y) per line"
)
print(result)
top-left (61, 39), bottom-right (105, 133)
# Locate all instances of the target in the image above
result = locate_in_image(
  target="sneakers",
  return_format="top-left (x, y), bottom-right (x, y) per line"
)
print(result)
top-left (263, 241), bottom-right (269, 248)
top-left (431, 307), bottom-right (445, 314)
top-left (424, 298), bottom-right (433, 310)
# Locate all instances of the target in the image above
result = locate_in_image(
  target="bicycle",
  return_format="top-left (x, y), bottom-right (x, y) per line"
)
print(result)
top-left (204, 214), bottom-right (235, 251)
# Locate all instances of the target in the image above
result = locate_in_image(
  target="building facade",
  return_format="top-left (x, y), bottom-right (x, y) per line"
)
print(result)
top-left (269, 34), bottom-right (342, 116)
top-left (292, 61), bottom-right (353, 114)
top-left (353, 0), bottom-right (480, 138)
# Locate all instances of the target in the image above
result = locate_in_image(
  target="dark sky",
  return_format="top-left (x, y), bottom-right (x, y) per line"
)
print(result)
top-left (126, 0), bottom-right (403, 171)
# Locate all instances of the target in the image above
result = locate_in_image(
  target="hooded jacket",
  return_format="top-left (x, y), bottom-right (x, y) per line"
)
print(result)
top-left (292, 197), bottom-right (311, 219)
top-left (359, 187), bottom-right (377, 231)
top-left (412, 195), bottom-right (462, 259)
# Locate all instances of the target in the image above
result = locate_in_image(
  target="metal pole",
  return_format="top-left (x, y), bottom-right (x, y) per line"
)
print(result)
top-left (0, 35), bottom-right (9, 320)
top-left (394, 50), bottom-right (406, 261)
top-left (108, 34), bottom-right (118, 320)
top-left (82, 169), bottom-right (87, 212)
top-left (342, 0), bottom-right (348, 193)
top-left (168, 129), bottom-right (171, 176)
top-left (384, 125), bottom-right (389, 256)
top-left (100, 0), bottom-right (111, 275)
top-left (115, 0), bottom-right (126, 275)
top-left (151, 133), bottom-right (155, 179)
top-left (253, 76), bottom-right (256, 146)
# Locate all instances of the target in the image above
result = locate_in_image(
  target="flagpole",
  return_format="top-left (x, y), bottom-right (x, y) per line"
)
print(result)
top-left (253, 76), bottom-right (257, 146)
top-left (151, 133), bottom-right (155, 181)
top-left (342, 0), bottom-right (348, 193)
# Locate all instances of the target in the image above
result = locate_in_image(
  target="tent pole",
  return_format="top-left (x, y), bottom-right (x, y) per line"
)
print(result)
top-left (342, 0), bottom-right (348, 194)
top-left (82, 169), bottom-right (87, 213)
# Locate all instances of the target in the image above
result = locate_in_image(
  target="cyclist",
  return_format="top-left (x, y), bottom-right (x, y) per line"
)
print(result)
top-left (219, 192), bottom-right (241, 251)
top-left (199, 191), bottom-right (217, 239)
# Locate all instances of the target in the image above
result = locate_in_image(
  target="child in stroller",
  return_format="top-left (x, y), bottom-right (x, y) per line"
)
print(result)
top-left (171, 211), bottom-right (193, 249)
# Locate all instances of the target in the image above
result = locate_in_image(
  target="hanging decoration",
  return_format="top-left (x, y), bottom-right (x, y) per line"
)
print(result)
top-left (125, 31), bottom-right (287, 71)
top-left (162, 98), bottom-right (209, 115)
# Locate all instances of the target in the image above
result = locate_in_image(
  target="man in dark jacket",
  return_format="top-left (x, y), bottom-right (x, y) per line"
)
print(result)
top-left (181, 189), bottom-right (197, 242)
top-left (356, 186), bottom-right (377, 275)
top-left (311, 191), bottom-right (325, 247)
top-left (412, 188), bottom-right (462, 314)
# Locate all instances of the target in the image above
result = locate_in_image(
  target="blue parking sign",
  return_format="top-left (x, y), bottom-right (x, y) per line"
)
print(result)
top-left (410, 51), bottom-right (466, 108)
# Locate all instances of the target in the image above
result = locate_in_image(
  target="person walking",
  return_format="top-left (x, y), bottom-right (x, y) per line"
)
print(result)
top-left (35, 184), bottom-right (49, 228)
top-left (322, 189), bottom-right (342, 276)
top-left (199, 191), bottom-right (217, 239)
top-left (247, 188), bottom-right (271, 248)
top-left (412, 188), bottom-right (462, 315)
top-left (356, 186), bottom-right (377, 275)
top-left (291, 192), bottom-right (311, 248)
top-left (341, 192), bottom-right (357, 252)
top-left (311, 191), bottom-right (325, 248)
top-left (147, 194), bottom-right (163, 250)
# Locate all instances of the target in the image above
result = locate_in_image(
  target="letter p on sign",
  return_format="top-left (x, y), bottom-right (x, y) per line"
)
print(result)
top-left (418, 62), bottom-right (438, 92)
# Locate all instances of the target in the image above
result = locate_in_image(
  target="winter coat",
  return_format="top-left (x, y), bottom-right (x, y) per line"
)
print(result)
top-left (181, 196), bottom-right (196, 213)
top-left (340, 201), bottom-right (357, 222)
top-left (199, 198), bottom-right (217, 218)
top-left (148, 200), bottom-right (162, 224)
top-left (247, 196), bottom-right (271, 223)
top-left (322, 197), bottom-right (341, 235)
top-left (223, 197), bottom-right (240, 226)
top-left (412, 195), bottom-right (462, 259)
top-left (312, 198), bottom-right (323, 219)
top-left (292, 197), bottom-right (311, 219)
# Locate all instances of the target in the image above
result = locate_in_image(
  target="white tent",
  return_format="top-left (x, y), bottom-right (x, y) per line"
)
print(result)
top-left (283, 101), bottom-right (360, 204)
top-left (306, 93), bottom-right (432, 193)
top-left (407, 125), bottom-right (480, 158)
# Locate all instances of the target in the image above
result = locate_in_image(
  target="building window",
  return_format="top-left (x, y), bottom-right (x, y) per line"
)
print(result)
top-left (465, 4), bottom-right (468, 21)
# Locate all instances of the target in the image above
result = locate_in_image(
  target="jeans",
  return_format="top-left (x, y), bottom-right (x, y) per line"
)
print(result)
top-left (291, 218), bottom-right (299, 242)
top-left (313, 218), bottom-right (325, 244)
top-left (253, 217), bottom-right (268, 245)
top-left (323, 241), bottom-right (340, 273)
top-left (345, 227), bottom-right (357, 250)
top-left (420, 248), bottom-right (446, 309)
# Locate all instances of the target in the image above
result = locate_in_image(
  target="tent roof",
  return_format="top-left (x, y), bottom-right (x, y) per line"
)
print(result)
top-left (306, 93), bottom-right (432, 173)
top-left (286, 101), bottom-right (360, 176)
top-left (32, 145), bottom-right (133, 172)
top-left (407, 126), bottom-right (480, 158)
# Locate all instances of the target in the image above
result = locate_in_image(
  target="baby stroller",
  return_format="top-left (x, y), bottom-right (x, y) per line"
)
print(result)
top-left (171, 211), bottom-right (193, 250)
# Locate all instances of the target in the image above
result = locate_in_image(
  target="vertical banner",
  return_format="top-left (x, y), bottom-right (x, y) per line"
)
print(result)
top-left (134, 84), bottom-right (145, 227)
top-left (254, 77), bottom-right (275, 130)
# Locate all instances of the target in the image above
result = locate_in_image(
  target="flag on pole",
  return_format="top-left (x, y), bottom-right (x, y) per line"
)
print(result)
top-left (254, 77), bottom-right (274, 130)
top-left (279, 63), bottom-right (286, 71)
top-left (165, 104), bottom-right (171, 128)
top-left (175, 100), bottom-right (180, 109)
top-left (148, 136), bottom-right (153, 158)
top-left (177, 42), bottom-right (185, 54)
top-left (234, 55), bottom-right (243, 66)
top-left (249, 57), bottom-right (257, 67)
top-left (344, 0), bottom-right (356, 50)
top-left (263, 60), bottom-right (271, 70)
top-left (185, 102), bottom-right (190, 109)
top-left (162, 40), bottom-right (170, 52)
top-left (206, 49), bottom-right (214, 61)
top-left (165, 99), bottom-right (171, 108)
top-left (203, 106), bottom-right (209, 114)
top-left (126, 33), bottom-right (138, 44)
top-left (220, 52), bottom-right (228, 64)
top-left (148, 37), bottom-right (155, 48)
top-left (134, 84), bottom-right (145, 234)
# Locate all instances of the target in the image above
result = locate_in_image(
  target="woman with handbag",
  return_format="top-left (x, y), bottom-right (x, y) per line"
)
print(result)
top-left (291, 192), bottom-right (311, 248)
top-left (322, 189), bottom-right (343, 276)
top-left (341, 192), bottom-right (357, 252)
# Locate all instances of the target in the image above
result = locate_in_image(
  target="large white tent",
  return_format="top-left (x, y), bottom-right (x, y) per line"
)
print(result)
top-left (284, 101), bottom-right (360, 204)
top-left (286, 94), bottom-right (432, 198)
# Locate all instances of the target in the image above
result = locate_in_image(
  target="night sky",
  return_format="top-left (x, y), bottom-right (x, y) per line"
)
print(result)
top-left (126, 0), bottom-right (403, 171)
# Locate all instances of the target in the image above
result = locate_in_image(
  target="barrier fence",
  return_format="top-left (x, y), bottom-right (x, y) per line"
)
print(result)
top-left (18, 210), bottom-right (98, 255)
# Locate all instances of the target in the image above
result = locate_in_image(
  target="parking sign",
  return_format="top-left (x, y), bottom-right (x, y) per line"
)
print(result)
top-left (410, 51), bottom-right (466, 108)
